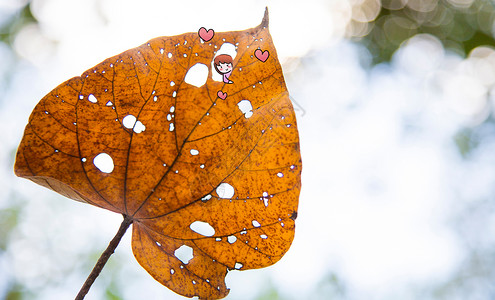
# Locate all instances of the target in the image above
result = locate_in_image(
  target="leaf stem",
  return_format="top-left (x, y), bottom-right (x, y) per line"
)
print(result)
top-left (75, 214), bottom-right (133, 300)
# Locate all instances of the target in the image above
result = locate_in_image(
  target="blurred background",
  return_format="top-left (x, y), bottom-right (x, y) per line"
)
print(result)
top-left (2, 0), bottom-right (495, 299)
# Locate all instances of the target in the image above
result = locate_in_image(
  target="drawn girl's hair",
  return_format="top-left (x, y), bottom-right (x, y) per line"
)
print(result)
top-left (214, 54), bottom-right (233, 74)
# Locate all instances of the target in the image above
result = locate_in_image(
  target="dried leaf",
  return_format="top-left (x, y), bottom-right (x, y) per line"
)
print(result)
top-left (15, 9), bottom-right (301, 299)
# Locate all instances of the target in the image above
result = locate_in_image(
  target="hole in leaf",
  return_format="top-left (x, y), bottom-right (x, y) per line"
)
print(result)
top-left (252, 220), bottom-right (261, 227)
top-left (122, 115), bottom-right (136, 129)
top-left (234, 262), bottom-right (243, 270)
top-left (174, 245), bottom-right (193, 264)
top-left (190, 149), bottom-right (199, 156)
top-left (227, 235), bottom-right (237, 244)
top-left (237, 100), bottom-right (253, 118)
top-left (93, 153), bottom-right (114, 173)
top-left (201, 194), bottom-right (212, 202)
top-left (260, 234), bottom-right (268, 239)
top-left (184, 63), bottom-right (209, 88)
top-left (189, 221), bottom-right (215, 237)
top-left (88, 94), bottom-right (97, 103)
top-left (216, 183), bottom-right (235, 199)
top-left (133, 121), bottom-right (145, 133)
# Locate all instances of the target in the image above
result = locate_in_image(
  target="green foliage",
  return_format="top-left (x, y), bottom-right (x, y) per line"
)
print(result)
top-left (0, 203), bottom-right (21, 251)
top-left (354, 0), bottom-right (495, 64)
top-left (0, 2), bottom-right (36, 46)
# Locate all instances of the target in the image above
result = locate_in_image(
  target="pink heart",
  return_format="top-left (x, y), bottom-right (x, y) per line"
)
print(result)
top-left (254, 49), bottom-right (269, 62)
top-left (198, 27), bottom-right (214, 42)
top-left (217, 91), bottom-right (227, 100)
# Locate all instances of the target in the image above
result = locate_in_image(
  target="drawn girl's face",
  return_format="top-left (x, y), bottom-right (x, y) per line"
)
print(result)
top-left (217, 62), bottom-right (233, 74)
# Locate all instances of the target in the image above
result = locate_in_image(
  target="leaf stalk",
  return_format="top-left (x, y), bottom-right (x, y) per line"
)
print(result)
top-left (75, 214), bottom-right (133, 300)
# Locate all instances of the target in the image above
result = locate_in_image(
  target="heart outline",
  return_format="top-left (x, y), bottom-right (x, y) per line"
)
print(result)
top-left (217, 91), bottom-right (227, 100)
top-left (254, 49), bottom-right (269, 62)
top-left (198, 27), bottom-right (214, 42)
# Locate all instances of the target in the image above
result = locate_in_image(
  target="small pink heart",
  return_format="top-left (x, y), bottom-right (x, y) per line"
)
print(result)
top-left (217, 91), bottom-right (227, 100)
top-left (254, 49), bottom-right (269, 62)
top-left (198, 27), bottom-right (214, 42)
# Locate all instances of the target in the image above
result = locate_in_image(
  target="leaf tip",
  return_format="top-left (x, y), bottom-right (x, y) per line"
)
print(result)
top-left (261, 7), bottom-right (269, 29)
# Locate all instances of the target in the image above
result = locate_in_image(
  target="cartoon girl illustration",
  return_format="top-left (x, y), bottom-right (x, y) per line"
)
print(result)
top-left (214, 54), bottom-right (234, 84)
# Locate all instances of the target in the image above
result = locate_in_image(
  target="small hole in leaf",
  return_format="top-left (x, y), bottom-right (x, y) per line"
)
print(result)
top-left (215, 237), bottom-right (221, 242)
top-left (277, 172), bottom-right (284, 178)
top-left (190, 149), bottom-right (199, 156)
top-left (237, 100), bottom-right (253, 118)
top-left (227, 235), bottom-right (237, 244)
top-left (201, 194), bottom-right (212, 202)
top-left (184, 63), bottom-right (209, 88)
top-left (174, 245), bottom-right (193, 264)
top-left (252, 220), bottom-right (261, 227)
top-left (122, 115), bottom-right (137, 129)
top-left (260, 234), bottom-right (268, 239)
top-left (88, 94), bottom-right (97, 103)
top-left (153, 96), bottom-right (158, 101)
top-left (216, 183), bottom-right (235, 199)
top-left (189, 221), bottom-right (215, 237)
top-left (234, 262), bottom-right (243, 270)
top-left (200, 164), bottom-right (205, 169)
top-left (93, 153), bottom-right (114, 173)
top-left (170, 268), bottom-right (175, 274)
top-left (169, 123), bottom-right (175, 132)
top-left (106, 101), bottom-right (113, 106)
top-left (168, 52), bottom-right (172, 58)
top-left (170, 81), bottom-right (175, 86)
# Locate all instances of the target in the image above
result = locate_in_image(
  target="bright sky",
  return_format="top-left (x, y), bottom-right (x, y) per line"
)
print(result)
top-left (2, 0), bottom-right (495, 299)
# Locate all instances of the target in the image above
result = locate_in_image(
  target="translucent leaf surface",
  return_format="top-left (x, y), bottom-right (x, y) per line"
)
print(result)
top-left (14, 9), bottom-right (301, 299)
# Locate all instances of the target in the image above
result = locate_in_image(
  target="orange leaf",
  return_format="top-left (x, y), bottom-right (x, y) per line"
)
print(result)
top-left (14, 8), bottom-right (301, 299)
